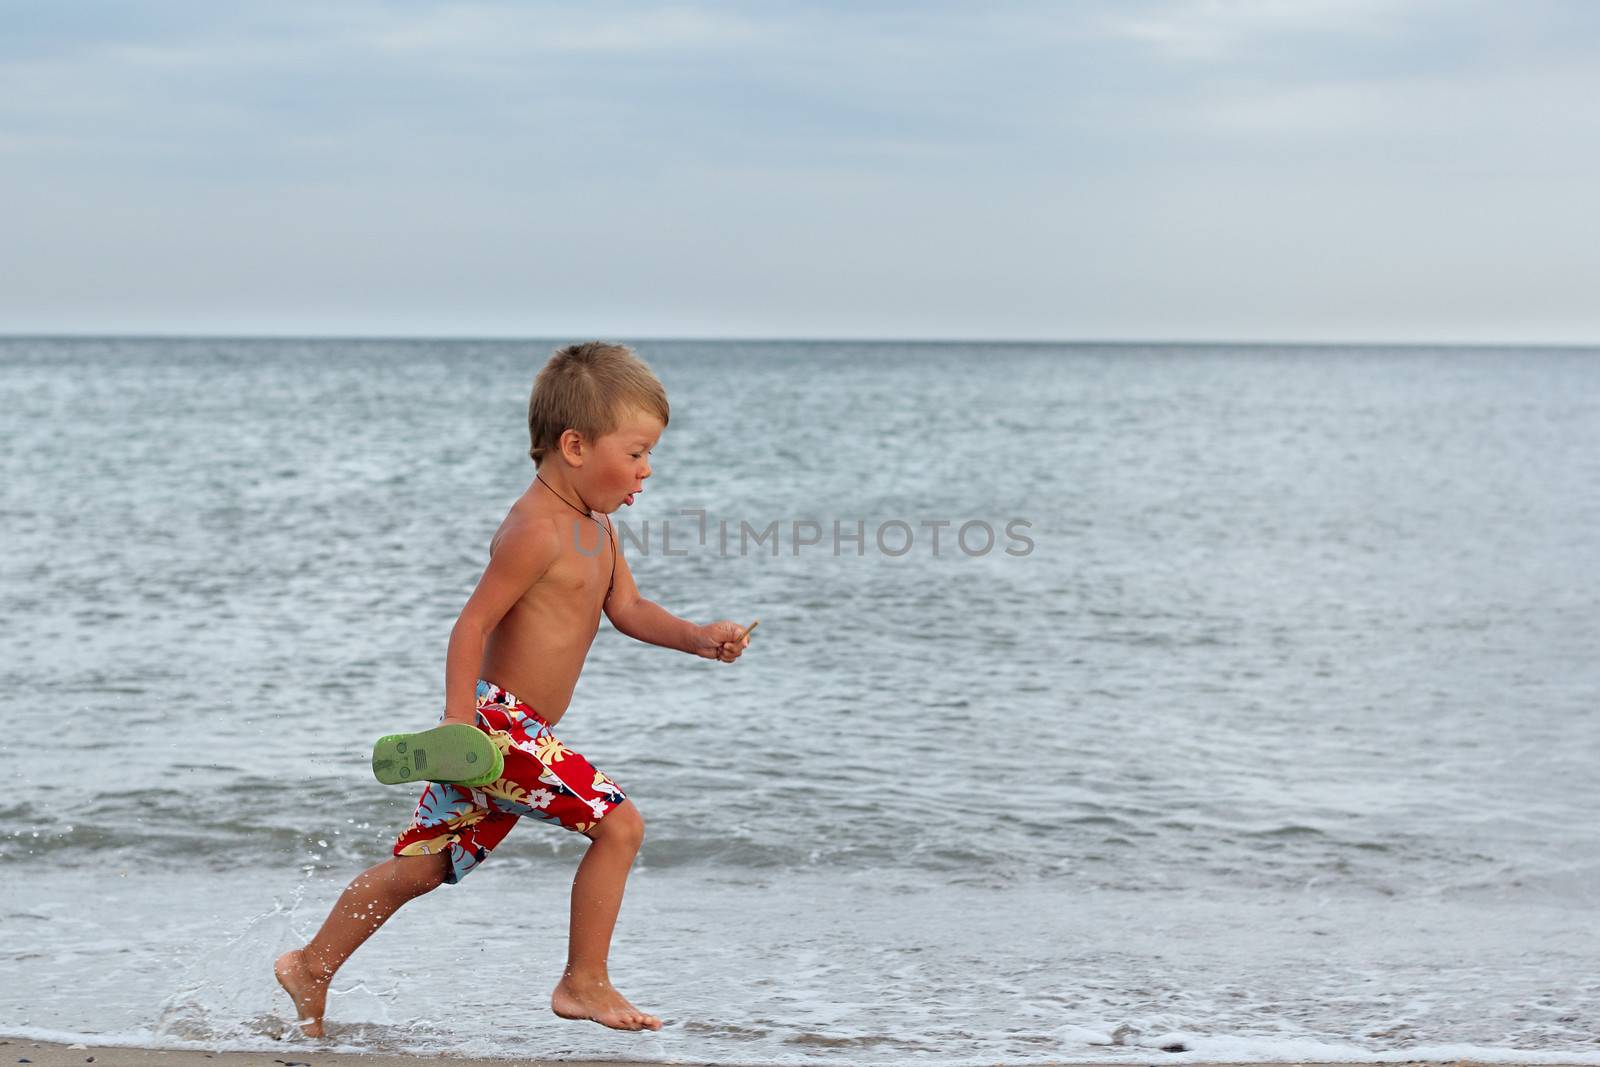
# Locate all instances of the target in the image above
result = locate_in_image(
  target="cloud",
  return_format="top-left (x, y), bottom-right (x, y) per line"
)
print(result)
top-left (1096, 0), bottom-right (1421, 63)
top-left (369, 4), bottom-right (761, 55)
top-left (1, 1), bottom-right (1598, 340)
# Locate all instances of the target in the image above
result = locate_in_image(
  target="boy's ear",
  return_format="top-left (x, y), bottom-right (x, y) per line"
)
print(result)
top-left (558, 427), bottom-right (586, 466)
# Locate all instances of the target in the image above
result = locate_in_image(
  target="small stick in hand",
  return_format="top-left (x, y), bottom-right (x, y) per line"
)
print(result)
top-left (736, 619), bottom-right (760, 643)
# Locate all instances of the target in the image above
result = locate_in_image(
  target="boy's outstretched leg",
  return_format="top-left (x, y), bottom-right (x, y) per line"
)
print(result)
top-left (550, 801), bottom-right (661, 1031)
top-left (275, 851), bottom-right (451, 1036)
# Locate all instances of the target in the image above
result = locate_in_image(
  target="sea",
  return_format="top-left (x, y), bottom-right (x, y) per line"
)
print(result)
top-left (1, 337), bottom-right (1597, 1066)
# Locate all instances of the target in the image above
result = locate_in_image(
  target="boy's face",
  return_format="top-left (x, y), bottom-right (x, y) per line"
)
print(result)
top-left (586, 407), bottom-right (663, 513)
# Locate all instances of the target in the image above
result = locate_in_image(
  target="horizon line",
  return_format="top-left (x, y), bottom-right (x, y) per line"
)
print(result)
top-left (2, 331), bottom-right (1597, 350)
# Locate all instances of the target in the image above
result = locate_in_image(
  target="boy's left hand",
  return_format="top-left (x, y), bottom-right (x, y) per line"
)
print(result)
top-left (696, 620), bottom-right (754, 663)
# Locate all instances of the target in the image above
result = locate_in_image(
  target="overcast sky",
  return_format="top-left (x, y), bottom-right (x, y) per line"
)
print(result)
top-left (2, 1), bottom-right (1597, 343)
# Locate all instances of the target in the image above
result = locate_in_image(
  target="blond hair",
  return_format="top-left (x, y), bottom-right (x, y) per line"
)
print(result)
top-left (527, 341), bottom-right (670, 466)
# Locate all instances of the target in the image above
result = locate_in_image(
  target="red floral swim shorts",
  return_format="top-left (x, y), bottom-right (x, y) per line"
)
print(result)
top-left (391, 679), bottom-right (628, 883)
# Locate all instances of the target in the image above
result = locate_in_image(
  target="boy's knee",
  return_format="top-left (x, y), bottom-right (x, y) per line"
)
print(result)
top-left (395, 852), bottom-right (451, 896)
top-left (421, 851), bottom-right (453, 891)
top-left (597, 801), bottom-right (644, 849)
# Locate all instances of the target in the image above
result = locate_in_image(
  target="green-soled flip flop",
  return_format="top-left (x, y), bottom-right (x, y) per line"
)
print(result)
top-left (371, 723), bottom-right (503, 787)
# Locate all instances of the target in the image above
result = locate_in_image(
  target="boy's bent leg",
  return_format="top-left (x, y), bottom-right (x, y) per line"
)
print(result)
top-left (550, 801), bottom-right (661, 1031)
top-left (275, 852), bottom-right (450, 1036)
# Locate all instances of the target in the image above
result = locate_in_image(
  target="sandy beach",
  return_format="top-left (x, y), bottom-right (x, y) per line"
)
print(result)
top-left (7, 1042), bottom-right (1595, 1067)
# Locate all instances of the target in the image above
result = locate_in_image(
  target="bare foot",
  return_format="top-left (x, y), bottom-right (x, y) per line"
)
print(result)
top-left (551, 973), bottom-right (662, 1031)
top-left (273, 949), bottom-right (330, 1038)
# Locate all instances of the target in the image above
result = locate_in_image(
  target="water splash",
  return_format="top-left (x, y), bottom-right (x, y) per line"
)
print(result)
top-left (154, 884), bottom-right (309, 1042)
top-left (152, 874), bottom-right (401, 1046)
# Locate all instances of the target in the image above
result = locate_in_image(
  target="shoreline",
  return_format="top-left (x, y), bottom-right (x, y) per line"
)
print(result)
top-left (6, 1041), bottom-right (1598, 1067)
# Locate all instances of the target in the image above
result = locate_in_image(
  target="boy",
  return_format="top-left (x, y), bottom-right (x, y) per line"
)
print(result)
top-left (274, 342), bottom-right (752, 1035)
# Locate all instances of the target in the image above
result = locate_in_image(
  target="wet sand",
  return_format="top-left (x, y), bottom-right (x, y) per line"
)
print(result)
top-left (4, 1040), bottom-right (1592, 1067)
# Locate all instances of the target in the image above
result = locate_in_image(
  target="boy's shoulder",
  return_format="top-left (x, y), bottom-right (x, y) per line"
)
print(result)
top-left (489, 500), bottom-right (565, 564)
top-left (455, 503), bottom-right (568, 636)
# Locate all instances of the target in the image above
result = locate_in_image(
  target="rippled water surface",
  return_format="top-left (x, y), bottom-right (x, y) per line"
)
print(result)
top-left (2, 338), bottom-right (1598, 1064)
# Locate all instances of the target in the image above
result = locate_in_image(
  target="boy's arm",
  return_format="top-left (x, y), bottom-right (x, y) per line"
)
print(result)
top-left (442, 520), bottom-right (560, 724)
top-left (603, 520), bottom-right (751, 661)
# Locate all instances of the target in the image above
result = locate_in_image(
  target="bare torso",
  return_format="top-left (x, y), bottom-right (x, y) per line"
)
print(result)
top-left (478, 491), bottom-right (614, 727)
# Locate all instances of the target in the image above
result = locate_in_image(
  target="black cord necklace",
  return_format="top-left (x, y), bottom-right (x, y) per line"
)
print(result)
top-left (536, 473), bottom-right (615, 597)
